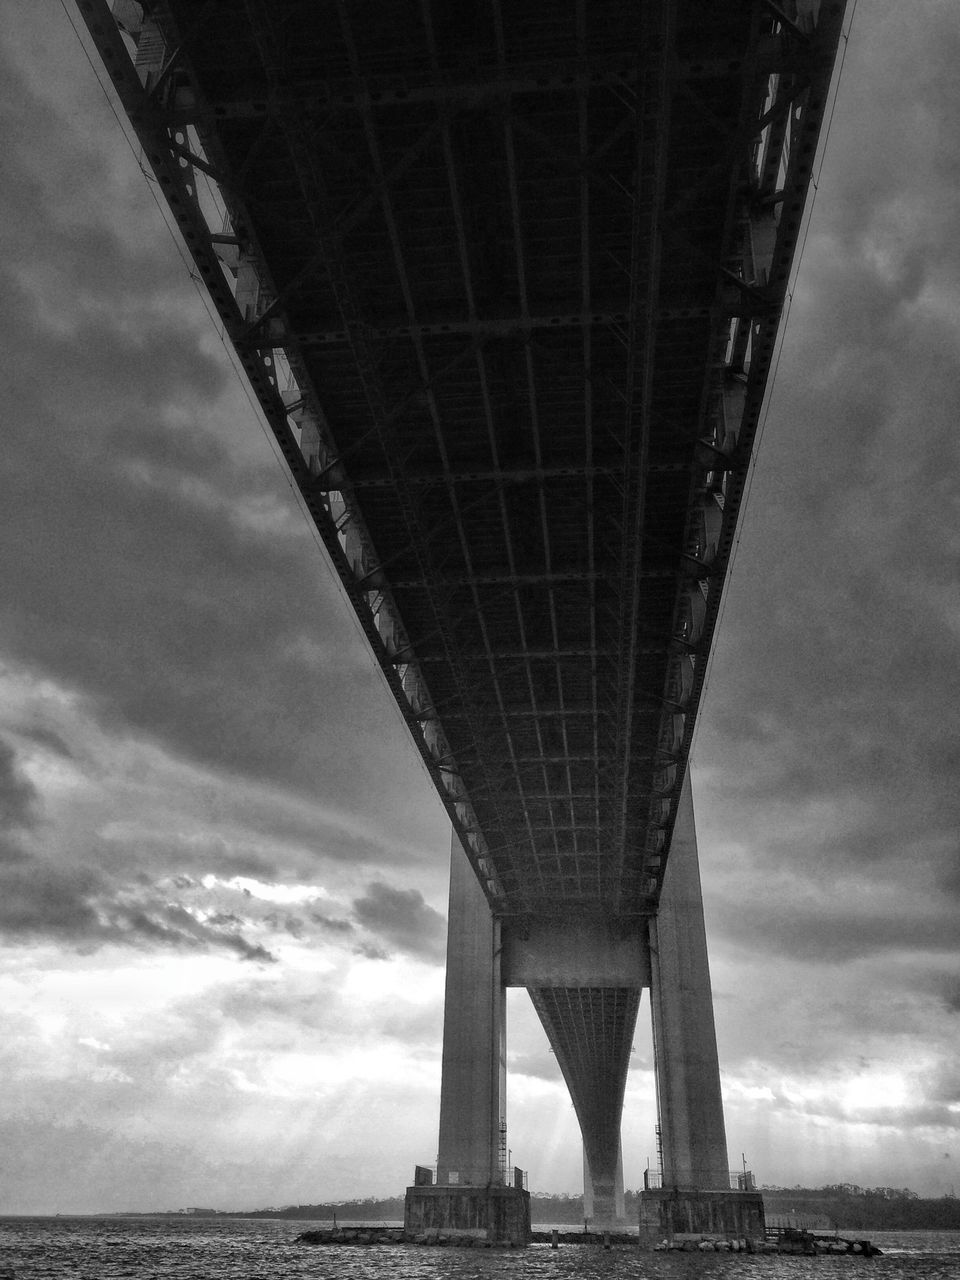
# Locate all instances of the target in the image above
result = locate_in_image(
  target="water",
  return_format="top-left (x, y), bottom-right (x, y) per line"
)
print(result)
top-left (0, 1218), bottom-right (957, 1280)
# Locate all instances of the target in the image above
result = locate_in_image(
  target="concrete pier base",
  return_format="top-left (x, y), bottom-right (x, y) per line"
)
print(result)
top-left (638, 1188), bottom-right (765, 1248)
top-left (404, 1184), bottom-right (531, 1245)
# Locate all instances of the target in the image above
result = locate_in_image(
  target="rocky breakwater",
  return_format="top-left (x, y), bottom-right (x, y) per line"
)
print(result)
top-left (653, 1230), bottom-right (881, 1257)
top-left (654, 1237), bottom-right (756, 1253)
top-left (767, 1229), bottom-right (882, 1256)
top-left (297, 1226), bottom-right (517, 1248)
top-left (297, 1226), bottom-right (404, 1246)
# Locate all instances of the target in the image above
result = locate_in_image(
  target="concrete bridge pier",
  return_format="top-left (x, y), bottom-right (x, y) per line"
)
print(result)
top-left (435, 830), bottom-right (505, 1189)
top-left (649, 773), bottom-right (729, 1189)
top-left (583, 1140), bottom-right (625, 1228)
top-left (406, 772), bottom-right (746, 1247)
top-left (404, 833), bottom-right (530, 1244)
top-left (639, 772), bottom-right (764, 1245)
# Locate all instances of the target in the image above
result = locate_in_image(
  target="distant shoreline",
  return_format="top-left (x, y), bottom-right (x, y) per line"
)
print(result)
top-left (5, 1188), bottom-right (958, 1231)
top-left (39, 1188), bottom-right (960, 1232)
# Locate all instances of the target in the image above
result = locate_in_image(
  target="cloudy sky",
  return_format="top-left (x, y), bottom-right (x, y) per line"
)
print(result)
top-left (0, 2), bottom-right (957, 1214)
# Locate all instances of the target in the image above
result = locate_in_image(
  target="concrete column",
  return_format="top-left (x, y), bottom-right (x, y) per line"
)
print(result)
top-left (436, 831), bottom-right (505, 1186)
top-left (649, 771), bottom-right (730, 1189)
top-left (583, 1139), bottom-right (625, 1225)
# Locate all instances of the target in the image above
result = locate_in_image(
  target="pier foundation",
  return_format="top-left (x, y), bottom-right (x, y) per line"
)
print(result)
top-left (638, 1187), bottom-right (765, 1247)
top-left (403, 1182), bottom-right (531, 1245)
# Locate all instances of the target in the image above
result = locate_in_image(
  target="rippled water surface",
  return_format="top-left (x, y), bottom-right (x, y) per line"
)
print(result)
top-left (1, 1219), bottom-right (957, 1280)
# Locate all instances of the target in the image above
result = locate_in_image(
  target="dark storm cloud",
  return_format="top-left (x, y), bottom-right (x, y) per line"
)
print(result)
top-left (1, 270), bottom-right (345, 790)
top-left (137, 834), bottom-right (289, 885)
top-left (116, 903), bottom-right (275, 963)
top-left (15, 725), bottom-right (74, 760)
top-left (0, 731), bottom-right (411, 951)
top-left (0, 863), bottom-right (104, 938)
top-left (262, 911), bottom-right (305, 939)
top-left (0, 739), bottom-right (40, 867)
top-left (710, 890), bottom-right (958, 964)
top-left (936, 855), bottom-right (960, 902)
top-left (310, 910), bottom-right (355, 933)
top-left (0, 738), bottom-right (39, 830)
top-left (0, 757), bottom-right (274, 959)
top-left (926, 1062), bottom-right (960, 1107)
top-left (0, 857), bottom-right (274, 961)
top-left (354, 939), bottom-right (391, 961)
top-left (0, 41), bottom-right (439, 852)
top-left (351, 880), bottom-right (446, 961)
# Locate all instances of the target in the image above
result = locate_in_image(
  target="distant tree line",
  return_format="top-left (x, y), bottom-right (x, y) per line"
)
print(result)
top-left (230, 1192), bottom-right (595, 1224)
top-left (760, 1185), bottom-right (960, 1231)
top-left (527, 1187), bottom-right (960, 1230)
top-left (238, 1197), bottom-right (408, 1221)
top-left (156, 1185), bottom-right (959, 1230)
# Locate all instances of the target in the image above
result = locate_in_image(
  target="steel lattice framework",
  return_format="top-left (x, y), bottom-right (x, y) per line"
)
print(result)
top-left (530, 985), bottom-right (640, 1188)
top-left (80, 0), bottom-right (845, 1128)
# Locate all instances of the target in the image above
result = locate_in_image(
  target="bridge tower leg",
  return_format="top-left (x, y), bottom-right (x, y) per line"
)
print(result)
top-left (649, 771), bottom-right (729, 1189)
top-left (640, 772), bottom-right (763, 1246)
top-left (436, 830), bottom-right (505, 1187)
top-left (583, 1138), bottom-right (625, 1227)
top-left (404, 832), bottom-right (530, 1244)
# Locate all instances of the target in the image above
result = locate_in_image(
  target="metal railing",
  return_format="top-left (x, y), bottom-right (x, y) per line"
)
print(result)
top-left (643, 1170), bottom-right (757, 1192)
top-left (413, 1165), bottom-right (528, 1191)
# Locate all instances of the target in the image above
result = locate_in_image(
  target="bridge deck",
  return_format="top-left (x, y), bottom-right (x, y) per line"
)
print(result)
top-left (81, 0), bottom-right (844, 1122)
top-left (81, 0), bottom-right (844, 1187)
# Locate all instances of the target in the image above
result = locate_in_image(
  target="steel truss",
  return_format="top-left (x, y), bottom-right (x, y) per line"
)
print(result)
top-left (79, 0), bottom-right (845, 921)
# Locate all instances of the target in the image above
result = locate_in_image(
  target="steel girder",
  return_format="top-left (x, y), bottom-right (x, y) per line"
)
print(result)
top-left (78, 0), bottom-right (847, 920)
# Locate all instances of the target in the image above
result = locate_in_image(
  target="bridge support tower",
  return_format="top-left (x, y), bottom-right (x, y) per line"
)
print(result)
top-left (638, 775), bottom-right (762, 1245)
top-left (650, 774), bottom-right (730, 1188)
top-left (404, 833), bottom-right (530, 1244)
top-left (406, 770), bottom-right (755, 1245)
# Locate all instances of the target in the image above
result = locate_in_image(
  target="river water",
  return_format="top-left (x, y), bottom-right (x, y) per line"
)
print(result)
top-left (1, 1218), bottom-right (957, 1280)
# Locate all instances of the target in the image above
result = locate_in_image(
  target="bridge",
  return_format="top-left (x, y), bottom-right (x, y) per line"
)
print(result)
top-left (79, 0), bottom-right (846, 1243)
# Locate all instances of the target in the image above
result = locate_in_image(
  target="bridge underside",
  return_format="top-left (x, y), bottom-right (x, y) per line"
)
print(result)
top-left (529, 986), bottom-right (639, 1219)
top-left (88, 0), bottom-right (845, 920)
top-left (81, 0), bottom-right (846, 1235)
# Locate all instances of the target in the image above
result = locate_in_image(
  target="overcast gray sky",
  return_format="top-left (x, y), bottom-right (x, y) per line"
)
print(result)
top-left (0, 2), bottom-right (957, 1213)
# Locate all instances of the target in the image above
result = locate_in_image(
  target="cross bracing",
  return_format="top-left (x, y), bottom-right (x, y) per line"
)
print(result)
top-left (82, 0), bottom-right (845, 1125)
